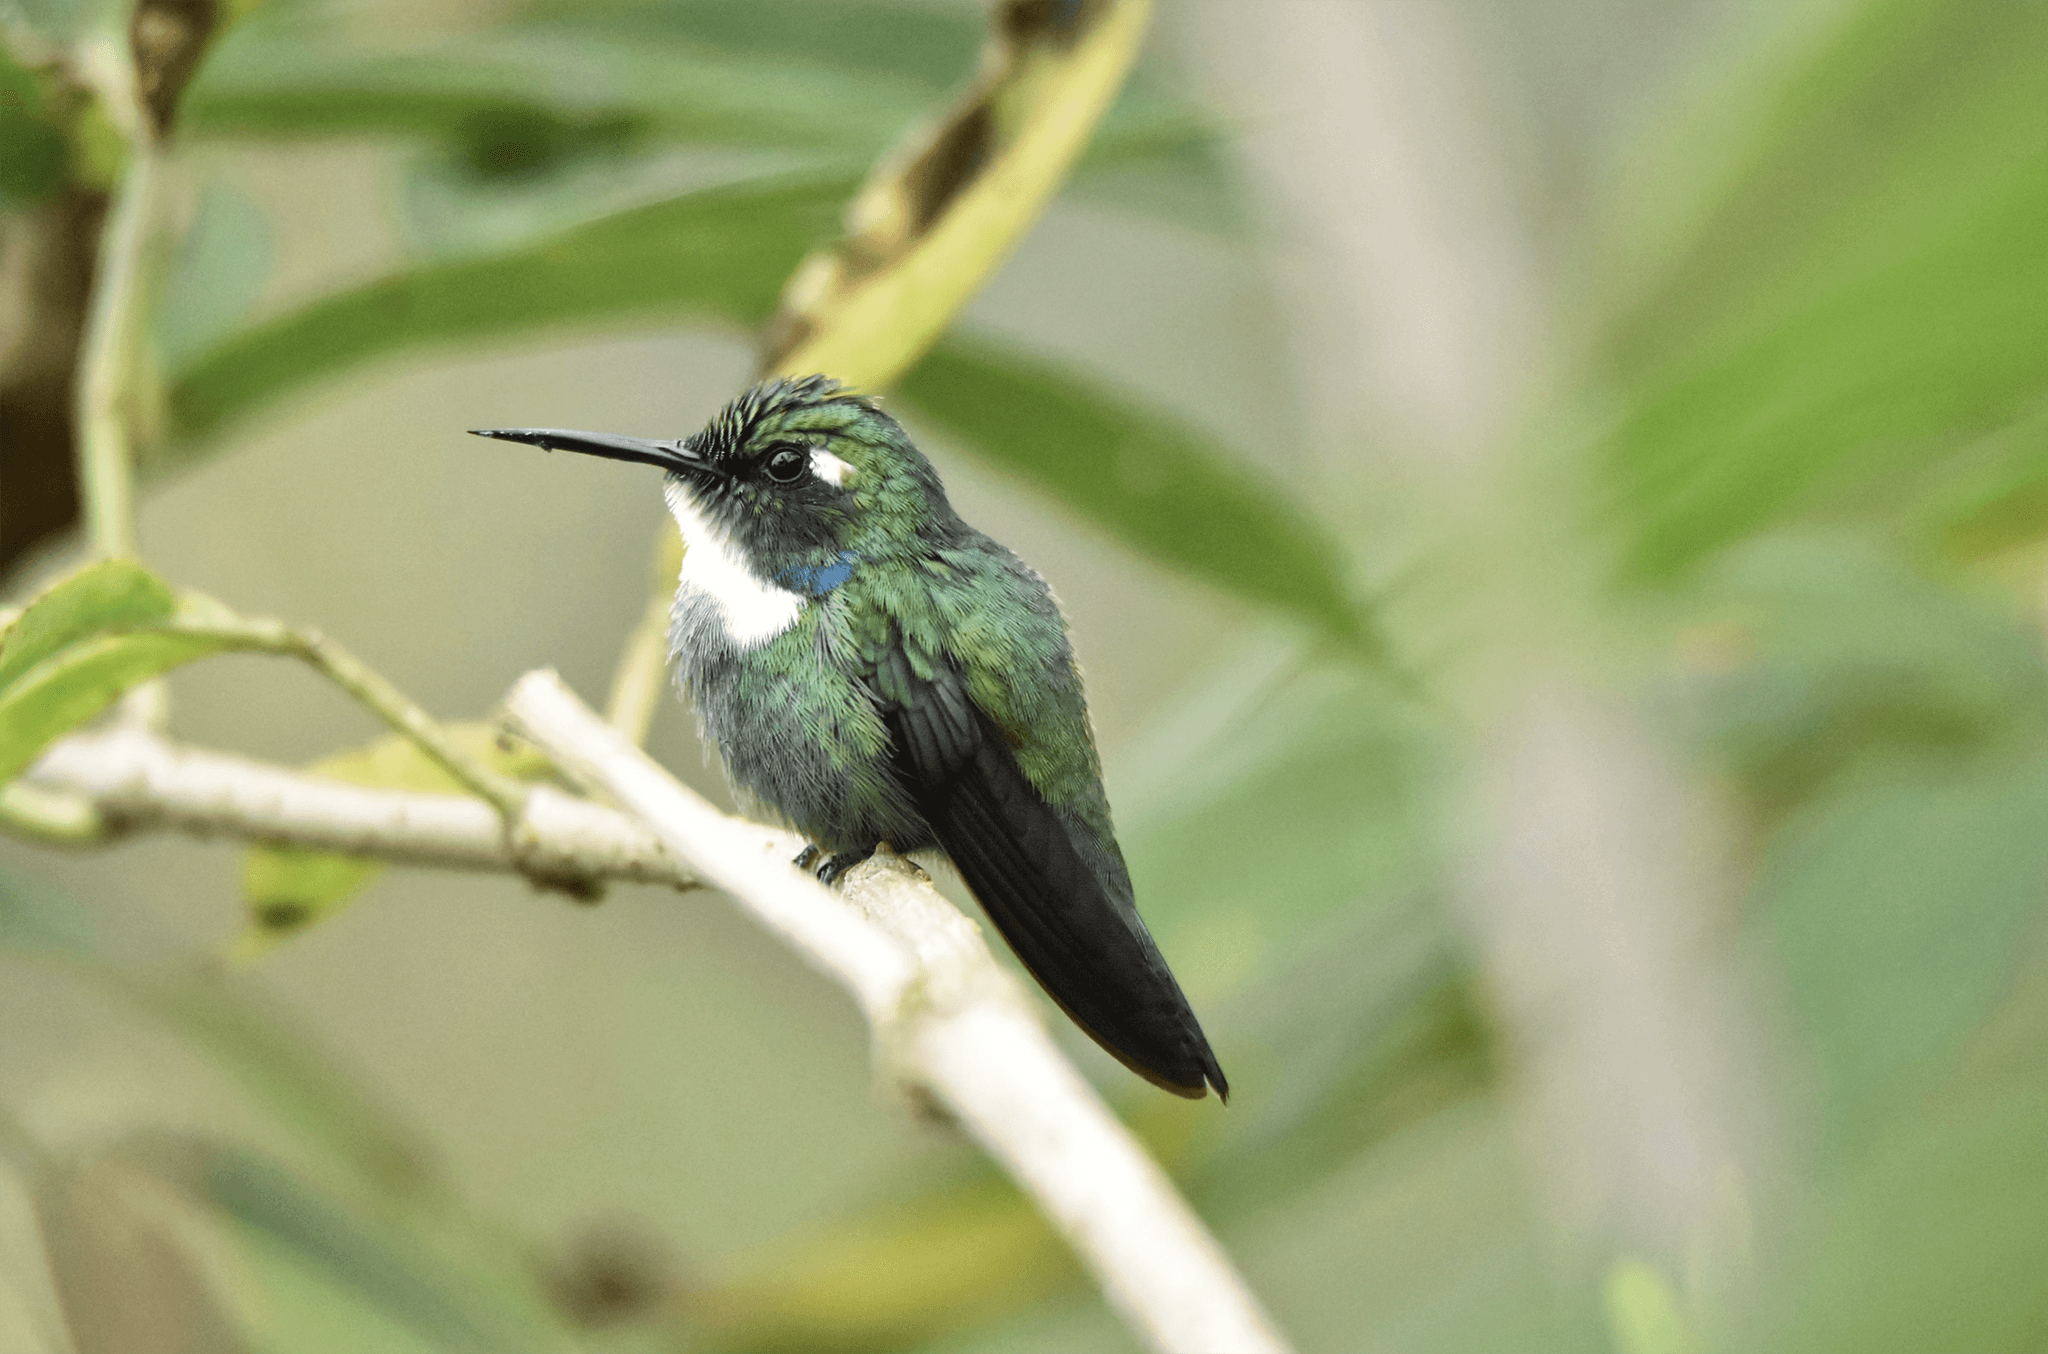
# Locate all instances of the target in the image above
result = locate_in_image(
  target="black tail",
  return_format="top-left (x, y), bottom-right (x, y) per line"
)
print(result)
top-left (872, 644), bottom-right (1226, 1099)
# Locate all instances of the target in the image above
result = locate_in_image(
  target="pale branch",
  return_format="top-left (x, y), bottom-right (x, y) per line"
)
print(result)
top-left (22, 727), bottom-right (698, 892)
top-left (503, 669), bottom-right (1289, 1354)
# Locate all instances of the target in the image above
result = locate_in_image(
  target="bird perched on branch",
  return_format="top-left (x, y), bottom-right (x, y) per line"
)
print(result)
top-left (474, 376), bottom-right (1227, 1099)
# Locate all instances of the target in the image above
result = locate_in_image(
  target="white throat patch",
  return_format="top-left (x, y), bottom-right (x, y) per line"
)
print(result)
top-left (664, 478), bottom-right (805, 647)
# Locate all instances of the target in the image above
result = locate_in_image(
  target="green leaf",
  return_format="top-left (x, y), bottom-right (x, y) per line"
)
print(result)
top-left (0, 630), bottom-right (248, 783)
top-left (898, 337), bottom-right (1372, 646)
top-left (153, 180), bottom-right (274, 370)
top-left (512, 0), bottom-right (981, 93)
top-left (0, 565), bottom-right (275, 784)
top-left (0, 44), bottom-right (70, 208)
top-left (154, 1137), bottom-right (557, 1354)
top-left (1689, 536), bottom-right (2048, 1149)
top-left (187, 27), bottom-right (922, 156)
top-left (241, 725), bottom-right (554, 945)
top-left (1762, 969), bottom-right (2048, 1352)
top-left (165, 171), bottom-right (851, 445)
top-left (1692, 535), bottom-right (2048, 818)
top-left (1753, 752), bottom-right (2048, 1153)
top-left (0, 559), bottom-right (176, 692)
top-left (1598, 2), bottom-right (2048, 578)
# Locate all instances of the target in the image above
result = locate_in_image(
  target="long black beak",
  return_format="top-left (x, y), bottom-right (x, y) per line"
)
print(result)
top-left (469, 427), bottom-right (714, 475)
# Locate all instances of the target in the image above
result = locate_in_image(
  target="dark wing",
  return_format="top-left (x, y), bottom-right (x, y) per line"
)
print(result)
top-left (867, 633), bottom-right (1228, 1100)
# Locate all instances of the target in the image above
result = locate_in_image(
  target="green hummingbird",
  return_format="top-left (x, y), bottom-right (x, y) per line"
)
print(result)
top-left (475, 376), bottom-right (1227, 1099)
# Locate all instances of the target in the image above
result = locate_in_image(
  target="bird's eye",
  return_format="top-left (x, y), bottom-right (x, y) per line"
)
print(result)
top-left (763, 447), bottom-right (810, 485)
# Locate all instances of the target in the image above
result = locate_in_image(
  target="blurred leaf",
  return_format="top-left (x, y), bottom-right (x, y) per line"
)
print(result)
top-left (152, 179), bottom-right (274, 370)
top-left (142, 1135), bottom-right (558, 1354)
top-left (242, 724), bottom-right (553, 944)
top-left (0, 604), bottom-right (268, 784)
top-left (120, 974), bottom-right (440, 1206)
top-left (694, 1178), bottom-right (1078, 1354)
top-left (3, 0), bottom-right (121, 44)
top-left (1763, 954), bottom-right (2048, 1353)
top-left (242, 849), bottom-right (383, 940)
top-left (187, 26), bottom-right (922, 156)
top-left (900, 341), bottom-right (1372, 647)
top-left (0, 867), bottom-right (96, 954)
top-left (1682, 536), bottom-right (2048, 1147)
top-left (513, 0), bottom-right (982, 93)
top-left (0, 45), bottom-right (69, 207)
top-left (762, 0), bottom-right (1152, 389)
top-left (1188, 915), bottom-right (1484, 1219)
top-left (1751, 751), bottom-right (2048, 1154)
top-left (186, 1), bottom-right (1224, 213)
top-left (165, 171), bottom-right (851, 445)
top-left (34, 1155), bottom-right (250, 1354)
top-left (1599, 2), bottom-right (2048, 578)
top-left (1116, 652), bottom-right (1430, 952)
top-left (1604, 1259), bottom-right (1697, 1354)
top-left (0, 558), bottom-right (176, 691)
top-left (1689, 535), bottom-right (2048, 819)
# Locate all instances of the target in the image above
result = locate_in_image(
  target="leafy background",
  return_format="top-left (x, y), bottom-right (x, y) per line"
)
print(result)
top-left (6, 0), bottom-right (2048, 1351)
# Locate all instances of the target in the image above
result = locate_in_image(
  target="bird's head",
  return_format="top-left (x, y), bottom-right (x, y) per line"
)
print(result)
top-left (473, 376), bottom-right (959, 583)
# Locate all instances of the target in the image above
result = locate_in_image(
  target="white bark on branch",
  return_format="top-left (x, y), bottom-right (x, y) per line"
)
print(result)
top-left (24, 728), bottom-right (696, 890)
top-left (503, 669), bottom-right (1288, 1354)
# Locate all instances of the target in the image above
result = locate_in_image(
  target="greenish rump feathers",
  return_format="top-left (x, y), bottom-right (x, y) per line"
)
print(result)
top-left (473, 378), bottom-right (1228, 1099)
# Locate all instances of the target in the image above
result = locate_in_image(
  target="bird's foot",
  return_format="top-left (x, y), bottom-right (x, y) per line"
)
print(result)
top-left (793, 845), bottom-right (820, 872)
top-left (814, 844), bottom-right (878, 887)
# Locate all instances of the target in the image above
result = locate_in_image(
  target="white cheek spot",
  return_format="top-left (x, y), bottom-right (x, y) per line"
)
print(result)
top-left (665, 479), bottom-right (805, 647)
top-left (810, 449), bottom-right (855, 487)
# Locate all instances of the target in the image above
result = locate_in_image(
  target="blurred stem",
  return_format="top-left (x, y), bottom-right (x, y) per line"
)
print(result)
top-left (602, 524), bottom-right (683, 744)
top-left (73, 40), bottom-right (155, 563)
top-left (75, 35), bottom-right (171, 732)
top-left (0, 780), bottom-right (108, 844)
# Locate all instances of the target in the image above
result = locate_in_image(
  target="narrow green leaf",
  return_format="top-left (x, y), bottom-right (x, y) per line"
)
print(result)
top-left (1697, 537), bottom-right (2048, 1148)
top-left (0, 631), bottom-right (247, 783)
top-left (0, 44), bottom-right (70, 207)
top-left (511, 0), bottom-right (981, 93)
top-left (0, 559), bottom-right (176, 691)
top-left (187, 29), bottom-right (922, 155)
top-left (165, 172), bottom-right (851, 445)
top-left (155, 1137), bottom-right (553, 1354)
top-left (1598, 2), bottom-right (2048, 577)
top-left (153, 180), bottom-right (274, 370)
top-left (898, 336), bottom-right (1370, 645)
top-left (0, 570), bottom-right (272, 784)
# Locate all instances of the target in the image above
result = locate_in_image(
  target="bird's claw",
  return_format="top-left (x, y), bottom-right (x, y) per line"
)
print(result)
top-left (814, 844), bottom-right (877, 887)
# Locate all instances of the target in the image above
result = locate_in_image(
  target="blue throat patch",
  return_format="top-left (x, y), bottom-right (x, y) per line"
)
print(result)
top-left (775, 552), bottom-right (858, 597)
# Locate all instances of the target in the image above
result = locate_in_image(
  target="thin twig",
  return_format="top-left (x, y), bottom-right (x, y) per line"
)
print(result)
top-left (504, 669), bottom-right (1289, 1354)
top-left (172, 611), bottom-right (529, 820)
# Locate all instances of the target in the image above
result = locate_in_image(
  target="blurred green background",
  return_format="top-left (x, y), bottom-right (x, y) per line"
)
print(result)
top-left (6, 0), bottom-right (2048, 1350)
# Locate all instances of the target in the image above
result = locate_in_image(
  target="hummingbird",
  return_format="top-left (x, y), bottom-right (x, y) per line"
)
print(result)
top-left (474, 375), bottom-right (1227, 1100)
